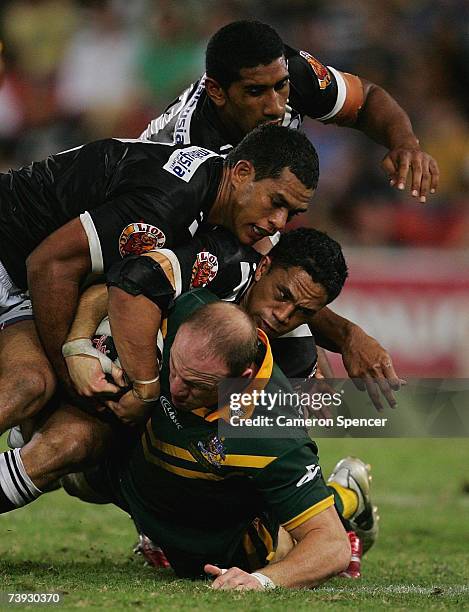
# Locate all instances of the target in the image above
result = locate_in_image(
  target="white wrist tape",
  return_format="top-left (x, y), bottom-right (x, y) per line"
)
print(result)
top-left (62, 338), bottom-right (114, 375)
top-left (250, 572), bottom-right (276, 589)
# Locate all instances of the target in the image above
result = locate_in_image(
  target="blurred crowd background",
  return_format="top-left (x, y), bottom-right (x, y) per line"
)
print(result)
top-left (0, 0), bottom-right (468, 248)
top-left (0, 0), bottom-right (468, 374)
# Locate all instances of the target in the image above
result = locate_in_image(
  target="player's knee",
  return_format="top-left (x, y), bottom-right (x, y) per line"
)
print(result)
top-left (0, 363), bottom-right (55, 412)
top-left (31, 422), bottom-right (94, 474)
top-left (25, 363), bottom-right (55, 401)
top-left (59, 431), bottom-right (94, 471)
top-left (58, 420), bottom-right (109, 472)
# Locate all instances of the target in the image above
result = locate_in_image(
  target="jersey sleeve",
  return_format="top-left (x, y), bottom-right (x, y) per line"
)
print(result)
top-left (287, 46), bottom-right (364, 125)
top-left (253, 441), bottom-right (334, 531)
top-left (287, 46), bottom-right (347, 122)
top-left (80, 190), bottom-right (179, 274)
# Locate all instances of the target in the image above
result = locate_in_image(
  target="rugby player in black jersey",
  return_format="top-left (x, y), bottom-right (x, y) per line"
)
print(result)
top-left (141, 20), bottom-right (439, 202)
top-left (111, 19), bottom-right (430, 420)
top-left (0, 21), bottom-right (416, 434)
top-left (0, 124), bottom-right (317, 433)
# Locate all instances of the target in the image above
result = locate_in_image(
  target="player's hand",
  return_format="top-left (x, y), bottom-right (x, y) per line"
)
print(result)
top-left (205, 565), bottom-right (264, 590)
top-left (65, 354), bottom-right (126, 397)
top-left (104, 389), bottom-right (156, 425)
top-left (294, 373), bottom-right (334, 421)
top-left (341, 327), bottom-right (406, 411)
top-left (311, 368), bottom-right (335, 420)
top-left (382, 145), bottom-right (439, 203)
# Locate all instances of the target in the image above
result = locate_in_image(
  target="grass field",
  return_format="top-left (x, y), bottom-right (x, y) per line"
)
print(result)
top-left (0, 438), bottom-right (468, 610)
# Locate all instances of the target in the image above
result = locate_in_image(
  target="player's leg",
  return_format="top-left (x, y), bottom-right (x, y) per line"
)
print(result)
top-left (0, 403), bottom-right (114, 513)
top-left (61, 449), bottom-right (129, 508)
top-left (0, 317), bottom-right (56, 433)
top-left (61, 471), bottom-right (112, 504)
top-left (327, 456), bottom-right (379, 553)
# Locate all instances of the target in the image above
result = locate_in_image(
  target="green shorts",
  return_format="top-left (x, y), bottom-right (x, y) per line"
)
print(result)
top-left (84, 457), bottom-right (279, 579)
top-left (161, 512), bottom-right (279, 579)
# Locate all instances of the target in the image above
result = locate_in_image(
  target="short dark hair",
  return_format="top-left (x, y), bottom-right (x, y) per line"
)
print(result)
top-left (206, 20), bottom-right (285, 89)
top-left (226, 124), bottom-right (319, 190)
top-left (269, 228), bottom-right (348, 303)
top-left (181, 301), bottom-right (259, 377)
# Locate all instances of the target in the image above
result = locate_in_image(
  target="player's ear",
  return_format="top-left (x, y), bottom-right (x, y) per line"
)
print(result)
top-left (239, 364), bottom-right (255, 379)
top-left (205, 77), bottom-right (227, 107)
top-left (254, 256), bottom-right (272, 281)
top-left (231, 159), bottom-right (255, 187)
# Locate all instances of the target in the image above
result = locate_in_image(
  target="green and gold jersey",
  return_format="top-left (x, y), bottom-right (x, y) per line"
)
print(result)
top-left (118, 289), bottom-right (333, 562)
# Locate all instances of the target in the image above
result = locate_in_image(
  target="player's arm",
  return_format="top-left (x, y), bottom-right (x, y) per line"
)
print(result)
top-left (344, 77), bottom-right (439, 202)
top-left (107, 250), bottom-right (176, 385)
top-left (330, 70), bottom-right (439, 200)
top-left (291, 50), bottom-right (439, 200)
top-left (27, 217), bottom-right (92, 388)
top-left (67, 283), bottom-right (109, 340)
top-left (106, 228), bottom-right (257, 421)
top-left (206, 440), bottom-right (350, 589)
top-left (62, 283), bottom-right (127, 397)
top-left (102, 250), bottom-right (177, 421)
top-left (207, 505), bottom-right (350, 589)
top-left (309, 306), bottom-right (405, 411)
top-left (26, 186), bottom-right (169, 391)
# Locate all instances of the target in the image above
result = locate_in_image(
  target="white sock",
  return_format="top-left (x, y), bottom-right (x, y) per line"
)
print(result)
top-left (0, 449), bottom-right (42, 507)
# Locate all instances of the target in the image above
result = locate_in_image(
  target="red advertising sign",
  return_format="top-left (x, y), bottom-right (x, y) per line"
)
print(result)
top-left (329, 249), bottom-right (469, 377)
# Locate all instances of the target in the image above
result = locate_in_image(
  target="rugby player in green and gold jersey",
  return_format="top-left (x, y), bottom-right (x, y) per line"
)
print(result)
top-left (63, 292), bottom-right (355, 589)
top-left (0, 228), bottom-right (378, 568)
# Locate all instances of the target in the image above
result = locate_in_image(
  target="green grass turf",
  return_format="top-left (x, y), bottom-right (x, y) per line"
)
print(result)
top-left (0, 438), bottom-right (468, 610)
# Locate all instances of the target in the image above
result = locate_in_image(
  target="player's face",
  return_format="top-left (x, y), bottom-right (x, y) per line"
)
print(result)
top-left (243, 261), bottom-right (328, 338)
top-left (229, 165), bottom-right (313, 246)
top-left (169, 328), bottom-right (229, 411)
top-left (220, 57), bottom-right (290, 137)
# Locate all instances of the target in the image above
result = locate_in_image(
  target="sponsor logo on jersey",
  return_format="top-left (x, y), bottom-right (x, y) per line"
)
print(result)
top-left (190, 251), bottom-right (219, 288)
top-left (296, 463), bottom-right (321, 487)
top-left (160, 395), bottom-right (183, 430)
top-left (119, 222), bottom-right (166, 257)
top-left (299, 50), bottom-right (331, 90)
top-left (174, 78), bottom-right (206, 145)
top-left (195, 434), bottom-right (226, 468)
top-left (163, 146), bottom-right (218, 182)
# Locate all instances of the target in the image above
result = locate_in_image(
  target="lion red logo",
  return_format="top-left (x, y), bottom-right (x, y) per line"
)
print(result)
top-left (119, 222), bottom-right (166, 257)
top-left (299, 50), bottom-right (331, 90)
top-left (191, 251), bottom-right (218, 288)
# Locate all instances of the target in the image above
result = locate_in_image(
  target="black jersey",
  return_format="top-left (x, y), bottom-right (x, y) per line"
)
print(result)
top-left (154, 226), bottom-right (260, 304)
top-left (156, 228), bottom-right (318, 379)
top-left (0, 139), bottom-right (223, 289)
top-left (140, 45), bottom-right (345, 153)
top-left (96, 226), bottom-right (318, 379)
